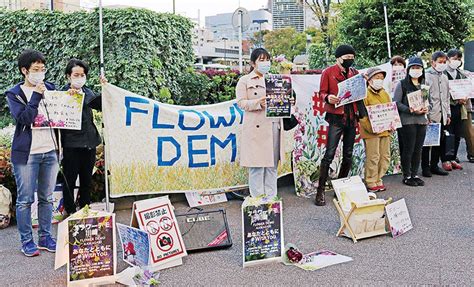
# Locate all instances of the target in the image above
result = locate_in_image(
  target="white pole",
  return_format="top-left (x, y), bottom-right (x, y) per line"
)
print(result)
top-left (383, 2), bottom-right (392, 59)
top-left (99, 0), bottom-right (110, 212)
top-left (238, 10), bottom-right (243, 73)
top-left (99, 0), bottom-right (105, 77)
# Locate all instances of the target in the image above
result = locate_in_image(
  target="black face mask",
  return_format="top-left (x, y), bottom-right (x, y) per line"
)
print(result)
top-left (341, 59), bottom-right (354, 69)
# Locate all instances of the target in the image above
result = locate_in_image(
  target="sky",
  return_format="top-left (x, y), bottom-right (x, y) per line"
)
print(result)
top-left (89, 0), bottom-right (269, 25)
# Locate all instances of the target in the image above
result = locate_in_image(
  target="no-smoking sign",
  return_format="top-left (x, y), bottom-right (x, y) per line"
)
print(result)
top-left (146, 220), bottom-right (160, 235)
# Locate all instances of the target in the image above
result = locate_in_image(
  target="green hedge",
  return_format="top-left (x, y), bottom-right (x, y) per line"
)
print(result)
top-left (0, 8), bottom-right (194, 127)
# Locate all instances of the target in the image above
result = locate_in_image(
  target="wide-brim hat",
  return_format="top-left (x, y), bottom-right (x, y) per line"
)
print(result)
top-left (365, 67), bottom-right (386, 80)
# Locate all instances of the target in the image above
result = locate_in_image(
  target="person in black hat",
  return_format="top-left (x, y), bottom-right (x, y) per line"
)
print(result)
top-left (393, 56), bottom-right (429, 187)
top-left (315, 44), bottom-right (363, 206)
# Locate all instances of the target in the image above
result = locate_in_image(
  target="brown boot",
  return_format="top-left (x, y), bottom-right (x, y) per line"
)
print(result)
top-left (315, 163), bottom-right (329, 206)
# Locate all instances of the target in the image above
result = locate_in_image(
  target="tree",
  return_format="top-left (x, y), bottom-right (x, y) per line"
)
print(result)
top-left (299, 0), bottom-right (342, 65)
top-left (337, 0), bottom-right (473, 63)
top-left (263, 28), bottom-right (307, 61)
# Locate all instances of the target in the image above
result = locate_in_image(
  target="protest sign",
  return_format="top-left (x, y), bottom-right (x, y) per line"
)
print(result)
top-left (386, 198), bottom-right (413, 238)
top-left (116, 223), bottom-right (150, 267)
top-left (134, 196), bottom-right (187, 266)
top-left (283, 246), bottom-right (353, 271)
top-left (33, 91), bottom-right (84, 130)
top-left (366, 102), bottom-right (402, 133)
top-left (242, 197), bottom-right (283, 267)
top-left (391, 67), bottom-right (406, 93)
top-left (185, 190), bottom-right (228, 208)
top-left (448, 79), bottom-right (474, 99)
top-left (407, 89), bottom-right (429, 110)
top-left (265, 74), bottom-right (292, 118)
top-left (424, 123), bottom-right (441, 146)
top-left (335, 74), bottom-right (367, 107)
top-left (55, 207), bottom-right (116, 286)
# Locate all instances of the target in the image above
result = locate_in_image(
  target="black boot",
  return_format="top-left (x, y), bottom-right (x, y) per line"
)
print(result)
top-left (338, 159), bottom-right (352, 179)
top-left (315, 163), bottom-right (329, 206)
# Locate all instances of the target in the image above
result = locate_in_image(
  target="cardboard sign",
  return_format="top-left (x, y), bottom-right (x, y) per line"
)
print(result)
top-left (385, 198), bottom-right (413, 238)
top-left (185, 190), bottom-right (228, 208)
top-left (407, 90), bottom-right (429, 110)
top-left (366, 102), bottom-right (402, 133)
top-left (424, 123), bottom-right (441, 146)
top-left (33, 91), bottom-right (84, 130)
top-left (336, 74), bottom-right (367, 107)
top-left (55, 207), bottom-right (116, 286)
top-left (116, 223), bottom-right (150, 267)
top-left (449, 79), bottom-right (474, 99)
top-left (242, 197), bottom-right (284, 267)
top-left (265, 74), bottom-right (292, 118)
top-left (134, 196), bottom-right (187, 266)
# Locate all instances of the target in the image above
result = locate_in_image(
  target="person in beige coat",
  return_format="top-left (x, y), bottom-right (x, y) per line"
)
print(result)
top-left (235, 48), bottom-right (286, 198)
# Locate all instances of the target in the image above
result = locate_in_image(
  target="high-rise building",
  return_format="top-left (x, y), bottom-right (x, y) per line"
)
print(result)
top-left (269, 0), bottom-right (305, 32)
top-left (0, 0), bottom-right (83, 12)
top-left (205, 9), bottom-right (273, 42)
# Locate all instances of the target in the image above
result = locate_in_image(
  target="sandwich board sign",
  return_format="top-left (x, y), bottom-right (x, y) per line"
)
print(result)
top-left (242, 196), bottom-right (284, 267)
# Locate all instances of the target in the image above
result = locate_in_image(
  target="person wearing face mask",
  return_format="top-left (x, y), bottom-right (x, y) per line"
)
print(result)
top-left (235, 48), bottom-right (286, 199)
top-left (359, 67), bottom-right (392, 192)
top-left (394, 56), bottom-right (429, 187)
top-left (315, 44), bottom-right (363, 206)
top-left (5, 49), bottom-right (59, 257)
top-left (444, 48), bottom-right (474, 164)
top-left (60, 59), bottom-right (106, 215)
top-left (422, 51), bottom-right (451, 177)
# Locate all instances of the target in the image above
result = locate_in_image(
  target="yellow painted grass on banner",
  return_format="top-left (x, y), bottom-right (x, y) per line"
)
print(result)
top-left (102, 84), bottom-right (292, 197)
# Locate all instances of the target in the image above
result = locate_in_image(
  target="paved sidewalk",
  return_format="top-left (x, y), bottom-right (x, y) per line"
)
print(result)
top-left (0, 148), bottom-right (472, 286)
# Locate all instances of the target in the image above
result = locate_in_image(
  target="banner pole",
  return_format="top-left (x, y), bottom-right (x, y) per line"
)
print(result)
top-left (383, 1), bottom-right (392, 59)
top-left (98, 0), bottom-right (110, 212)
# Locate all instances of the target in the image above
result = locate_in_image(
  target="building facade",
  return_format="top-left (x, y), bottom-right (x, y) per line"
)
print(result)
top-left (0, 0), bottom-right (82, 12)
top-left (269, 0), bottom-right (305, 32)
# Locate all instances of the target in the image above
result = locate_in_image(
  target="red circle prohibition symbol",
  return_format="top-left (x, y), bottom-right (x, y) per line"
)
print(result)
top-left (160, 216), bottom-right (173, 231)
top-left (146, 220), bottom-right (160, 235)
top-left (156, 232), bottom-right (173, 252)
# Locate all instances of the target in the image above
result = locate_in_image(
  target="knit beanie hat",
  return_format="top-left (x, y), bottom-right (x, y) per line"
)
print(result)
top-left (335, 44), bottom-right (356, 58)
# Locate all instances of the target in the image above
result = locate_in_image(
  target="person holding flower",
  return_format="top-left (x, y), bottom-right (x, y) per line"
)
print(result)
top-left (359, 67), bottom-right (392, 192)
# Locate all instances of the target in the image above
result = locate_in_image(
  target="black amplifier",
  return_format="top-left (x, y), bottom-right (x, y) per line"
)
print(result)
top-left (175, 208), bottom-right (232, 252)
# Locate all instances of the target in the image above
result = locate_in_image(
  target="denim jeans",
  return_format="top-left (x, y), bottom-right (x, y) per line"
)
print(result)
top-left (13, 150), bottom-right (59, 244)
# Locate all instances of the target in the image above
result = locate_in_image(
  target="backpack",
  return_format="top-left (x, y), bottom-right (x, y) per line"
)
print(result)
top-left (0, 185), bottom-right (12, 229)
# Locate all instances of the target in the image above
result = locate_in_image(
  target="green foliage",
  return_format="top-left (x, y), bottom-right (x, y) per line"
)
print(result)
top-left (338, 0), bottom-right (473, 63)
top-left (174, 69), bottom-right (211, 106)
top-left (263, 28), bottom-right (308, 61)
top-left (308, 43), bottom-right (329, 69)
top-left (0, 8), bottom-right (194, 124)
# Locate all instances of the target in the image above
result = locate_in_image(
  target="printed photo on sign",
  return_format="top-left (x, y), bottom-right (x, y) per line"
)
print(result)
top-left (448, 79), bottom-right (474, 100)
top-left (185, 190), bottom-right (228, 208)
top-left (386, 198), bottom-right (413, 238)
top-left (424, 123), bottom-right (441, 146)
top-left (407, 90), bottom-right (429, 110)
top-left (366, 102), bottom-right (402, 133)
top-left (265, 74), bottom-right (293, 118)
top-left (33, 91), bottom-right (84, 130)
top-left (68, 216), bottom-right (115, 283)
top-left (242, 199), bottom-right (283, 267)
top-left (136, 198), bottom-right (187, 265)
top-left (116, 223), bottom-right (150, 267)
top-left (335, 74), bottom-right (367, 107)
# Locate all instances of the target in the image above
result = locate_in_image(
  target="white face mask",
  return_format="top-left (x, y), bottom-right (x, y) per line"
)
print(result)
top-left (409, 69), bottom-right (423, 79)
top-left (370, 79), bottom-right (384, 90)
top-left (448, 60), bottom-right (461, 70)
top-left (27, 71), bottom-right (45, 86)
top-left (71, 76), bottom-right (87, 89)
top-left (256, 61), bottom-right (271, 74)
top-left (435, 63), bottom-right (447, 72)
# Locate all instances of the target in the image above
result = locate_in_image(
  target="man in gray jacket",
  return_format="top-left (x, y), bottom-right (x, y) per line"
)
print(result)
top-left (422, 51), bottom-right (451, 177)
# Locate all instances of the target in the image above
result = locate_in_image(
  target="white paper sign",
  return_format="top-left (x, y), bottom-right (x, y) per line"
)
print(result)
top-left (385, 198), bottom-right (413, 238)
top-left (332, 176), bottom-right (370, 211)
top-left (366, 102), bottom-right (402, 133)
top-left (185, 190), bottom-right (228, 207)
top-left (33, 91), bottom-right (84, 130)
top-left (448, 79), bottom-right (474, 99)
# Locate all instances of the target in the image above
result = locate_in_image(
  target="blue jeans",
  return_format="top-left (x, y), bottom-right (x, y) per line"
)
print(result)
top-left (13, 150), bottom-right (59, 244)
